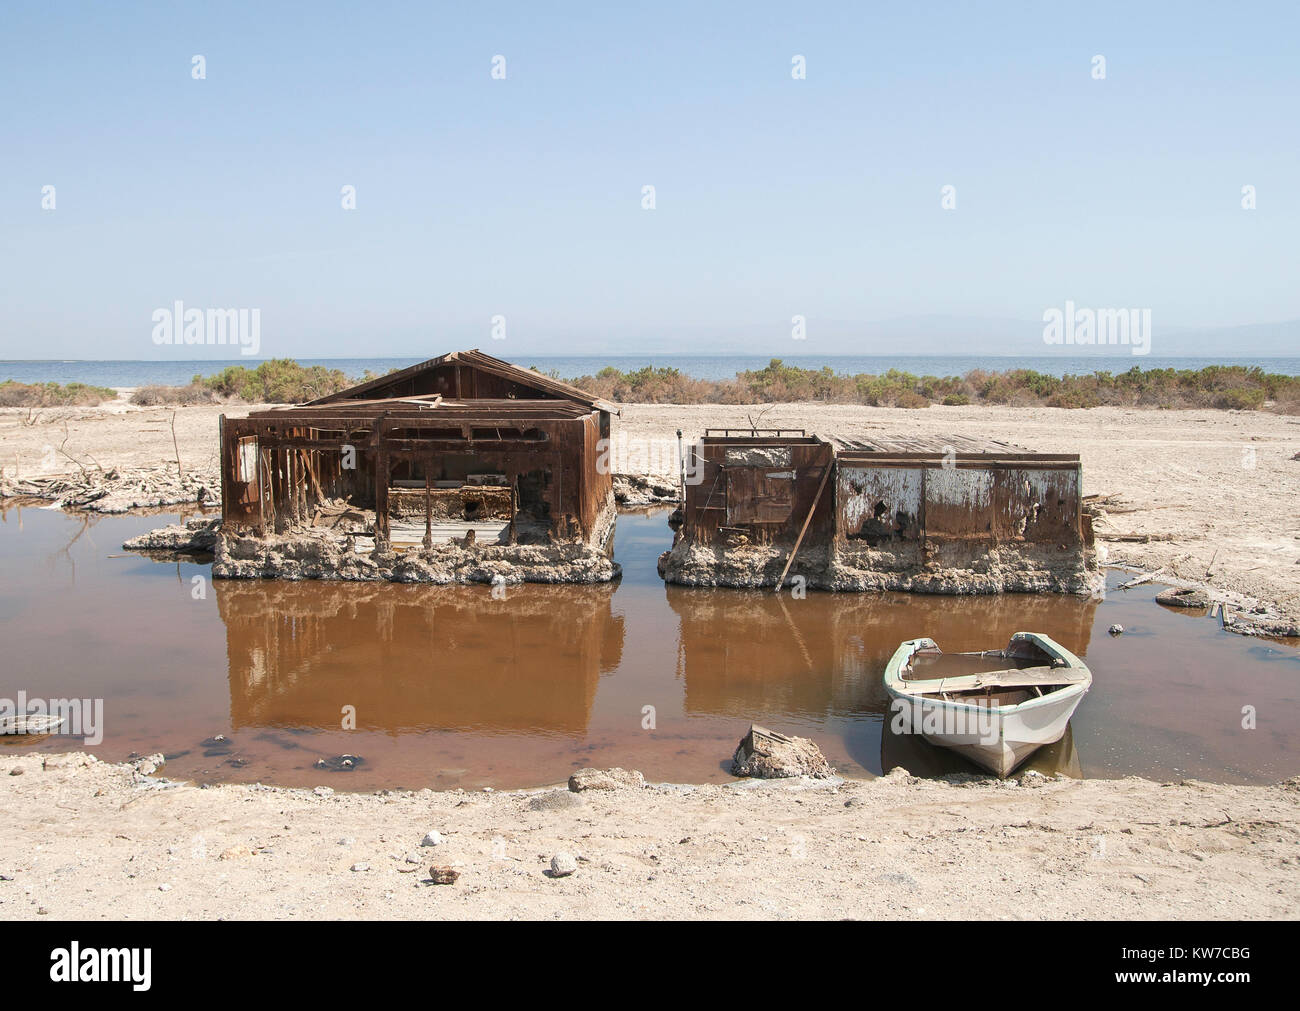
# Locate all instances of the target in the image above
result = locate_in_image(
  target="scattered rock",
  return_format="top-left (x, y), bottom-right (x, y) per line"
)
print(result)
top-left (1108, 624), bottom-right (1124, 635)
top-left (315, 754), bottom-right (364, 772)
top-left (549, 852), bottom-right (578, 877)
top-left (201, 735), bottom-right (234, 757)
top-left (428, 866), bottom-right (459, 885)
top-left (218, 845), bottom-right (253, 861)
top-left (158, 883), bottom-right (172, 892)
top-left (8, 768), bottom-right (23, 776)
top-left (312, 786), bottom-right (334, 798)
top-left (131, 753), bottom-right (166, 777)
top-left (730, 724), bottom-right (834, 779)
top-left (1156, 586), bottom-right (1210, 609)
top-left (528, 791), bottom-right (585, 812)
top-left (350, 863), bottom-right (370, 872)
top-left (568, 767), bottom-right (645, 792)
top-left (420, 831), bottom-right (445, 847)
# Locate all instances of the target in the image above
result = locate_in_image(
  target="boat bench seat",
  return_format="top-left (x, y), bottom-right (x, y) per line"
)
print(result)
top-left (898, 664), bottom-right (1089, 694)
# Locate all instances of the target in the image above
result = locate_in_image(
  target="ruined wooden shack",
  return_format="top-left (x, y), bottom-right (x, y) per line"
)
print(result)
top-left (215, 350), bottom-right (622, 584)
top-left (660, 430), bottom-right (1099, 595)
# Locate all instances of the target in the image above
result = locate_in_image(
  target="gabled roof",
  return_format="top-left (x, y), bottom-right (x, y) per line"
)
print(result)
top-left (307, 349), bottom-right (620, 415)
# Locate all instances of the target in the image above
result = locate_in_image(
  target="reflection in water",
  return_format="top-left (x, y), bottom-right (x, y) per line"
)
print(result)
top-left (666, 587), bottom-right (1097, 778)
top-left (219, 580), bottom-right (624, 735)
top-left (667, 588), bottom-right (1097, 721)
top-left (882, 721), bottom-right (1082, 779)
top-left (2, 506), bottom-right (1298, 788)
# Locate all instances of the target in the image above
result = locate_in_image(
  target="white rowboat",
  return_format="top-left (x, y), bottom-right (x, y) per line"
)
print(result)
top-left (882, 632), bottom-right (1091, 778)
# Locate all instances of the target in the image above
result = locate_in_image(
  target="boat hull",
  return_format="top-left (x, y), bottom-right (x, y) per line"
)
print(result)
top-left (882, 633), bottom-right (1091, 778)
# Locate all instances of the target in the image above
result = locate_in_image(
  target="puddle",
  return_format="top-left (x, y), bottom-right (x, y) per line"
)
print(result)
top-left (0, 503), bottom-right (1296, 789)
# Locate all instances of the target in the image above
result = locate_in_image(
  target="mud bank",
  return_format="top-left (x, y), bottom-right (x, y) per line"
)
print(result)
top-left (0, 466), bottom-right (217, 513)
top-left (2, 752), bottom-right (1295, 920)
top-left (612, 473), bottom-right (680, 506)
top-left (660, 538), bottom-right (1104, 596)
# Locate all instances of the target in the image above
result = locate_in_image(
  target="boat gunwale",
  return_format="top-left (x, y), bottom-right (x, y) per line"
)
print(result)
top-left (883, 633), bottom-right (1092, 718)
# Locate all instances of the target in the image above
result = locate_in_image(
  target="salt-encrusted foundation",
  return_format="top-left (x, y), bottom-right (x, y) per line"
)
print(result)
top-left (659, 537), bottom-right (1103, 596)
top-left (130, 495), bottom-right (621, 585)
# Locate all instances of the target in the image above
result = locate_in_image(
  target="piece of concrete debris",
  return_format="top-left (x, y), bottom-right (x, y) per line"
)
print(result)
top-left (123, 516), bottom-right (221, 554)
top-left (131, 753), bottom-right (166, 777)
top-left (428, 866), bottom-right (459, 885)
top-left (568, 767), bottom-right (645, 792)
top-left (730, 724), bottom-right (834, 780)
top-left (315, 754), bottom-right (363, 772)
top-left (549, 852), bottom-right (578, 877)
top-left (420, 831), bottom-right (445, 847)
top-left (1108, 624), bottom-right (1124, 635)
top-left (1155, 586), bottom-right (1210, 609)
top-left (350, 863), bottom-right (370, 872)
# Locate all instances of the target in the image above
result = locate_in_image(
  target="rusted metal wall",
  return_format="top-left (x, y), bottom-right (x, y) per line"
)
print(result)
top-left (684, 438), bottom-right (834, 545)
top-left (835, 455), bottom-right (1084, 546)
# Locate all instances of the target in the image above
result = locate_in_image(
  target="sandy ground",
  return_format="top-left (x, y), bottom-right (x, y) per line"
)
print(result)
top-left (2, 396), bottom-right (1297, 621)
top-left (2, 397), bottom-right (1298, 919)
top-left (1, 754), bottom-right (1295, 920)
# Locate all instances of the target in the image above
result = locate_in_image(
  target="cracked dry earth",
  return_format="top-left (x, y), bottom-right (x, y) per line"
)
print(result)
top-left (1, 754), bottom-right (1296, 920)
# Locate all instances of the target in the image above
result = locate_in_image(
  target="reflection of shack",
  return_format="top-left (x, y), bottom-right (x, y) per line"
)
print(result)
top-left (217, 580), bottom-right (624, 734)
top-left (215, 350), bottom-right (622, 584)
top-left (661, 430), bottom-right (1099, 594)
top-left (665, 586), bottom-right (1098, 721)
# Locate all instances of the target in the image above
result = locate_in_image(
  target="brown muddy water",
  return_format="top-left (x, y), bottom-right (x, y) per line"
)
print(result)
top-left (1, 504), bottom-right (1297, 790)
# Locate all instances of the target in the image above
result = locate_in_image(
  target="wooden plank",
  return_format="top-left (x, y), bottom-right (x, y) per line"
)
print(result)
top-left (898, 664), bottom-right (1089, 694)
top-left (774, 460), bottom-right (832, 594)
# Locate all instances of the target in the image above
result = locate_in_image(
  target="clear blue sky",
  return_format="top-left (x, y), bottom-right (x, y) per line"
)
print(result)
top-left (1, 0), bottom-right (1297, 359)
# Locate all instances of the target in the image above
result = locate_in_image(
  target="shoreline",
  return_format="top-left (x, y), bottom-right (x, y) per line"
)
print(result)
top-left (2, 400), bottom-right (1296, 633)
top-left (2, 752), bottom-right (1295, 920)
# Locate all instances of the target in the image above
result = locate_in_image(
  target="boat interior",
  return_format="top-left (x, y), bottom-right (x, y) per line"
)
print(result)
top-left (900, 639), bottom-right (1086, 703)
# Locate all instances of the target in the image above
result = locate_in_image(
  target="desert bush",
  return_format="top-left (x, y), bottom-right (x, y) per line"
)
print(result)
top-left (555, 361), bottom-right (1292, 411)
top-left (0, 380), bottom-right (117, 407)
top-left (198, 360), bottom-right (351, 403)
top-left (130, 383), bottom-right (218, 406)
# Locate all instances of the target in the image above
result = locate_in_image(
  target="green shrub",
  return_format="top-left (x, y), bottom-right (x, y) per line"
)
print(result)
top-left (0, 380), bottom-right (118, 407)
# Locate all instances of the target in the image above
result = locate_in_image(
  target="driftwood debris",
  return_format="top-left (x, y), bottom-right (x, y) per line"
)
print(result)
top-left (0, 464), bottom-right (216, 513)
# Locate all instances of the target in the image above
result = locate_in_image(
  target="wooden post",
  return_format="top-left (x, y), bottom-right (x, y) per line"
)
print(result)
top-left (375, 447), bottom-right (390, 543)
top-left (257, 446), bottom-right (269, 537)
top-left (774, 457), bottom-right (832, 594)
top-left (423, 462), bottom-right (432, 548)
